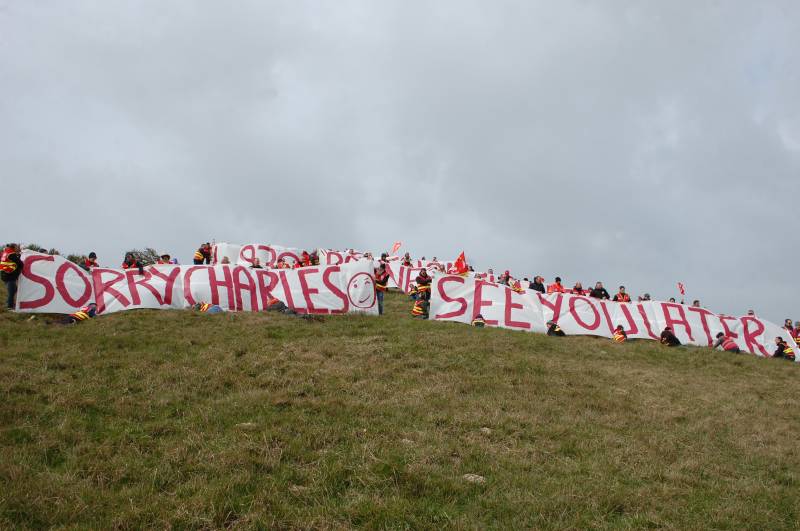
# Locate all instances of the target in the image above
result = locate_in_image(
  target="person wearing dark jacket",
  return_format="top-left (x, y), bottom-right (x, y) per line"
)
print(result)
top-left (193, 243), bottom-right (212, 265)
top-left (1, 243), bottom-right (23, 309)
top-left (547, 320), bottom-right (566, 336)
top-left (590, 282), bottom-right (610, 300)
top-left (660, 326), bottom-right (681, 347)
top-left (121, 253), bottom-right (144, 275)
top-left (374, 264), bottom-right (389, 315)
top-left (773, 337), bottom-right (795, 360)
top-left (529, 276), bottom-right (545, 293)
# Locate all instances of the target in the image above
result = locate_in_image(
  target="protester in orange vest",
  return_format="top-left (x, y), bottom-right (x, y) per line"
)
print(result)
top-left (612, 325), bottom-right (627, 342)
top-left (773, 337), bottom-right (795, 360)
top-left (193, 243), bottom-right (211, 265)
top-left (411, 298), bottom-right (429, 319)
top-left (1, 243), bottom-right (23, 309)
top-left (63, 303), bottom-right (98, 324)
top-left (547, 277), bottom-right (565, 294)
top-left (276, 257), bottom-right (290, 269)
top-left (374, 263), bottom-right (389, 315)
top-left (415, 269), bottom-right (432, 300)
top-left (793, 322), bottom-right (800, 344)
top-left (301, 251), bottom-right (312, 267)
top-left (613, 286), bottom-right (631, 303)
top-left (712, 332), bottom-right (740, 353)
top-left (547, 320), bottom-right (566, 336)
top-left (193, 302), bottom-right (223, 314)
top-left (81, 252), bottom-right (99, 271)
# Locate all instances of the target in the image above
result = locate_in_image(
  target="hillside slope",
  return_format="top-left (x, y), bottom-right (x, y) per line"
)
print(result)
top-left (1, 289), bottom-right (798, 529)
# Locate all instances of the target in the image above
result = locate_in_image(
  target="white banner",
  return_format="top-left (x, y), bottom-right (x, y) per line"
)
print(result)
top-left (16, 251), bottom-right (378, 316)
top-left (212, 242), bottom-right (306, 267)
top-left (430, 274), bottom-right (799, 359)
top-left (386, 260), bottom-right (455, 293)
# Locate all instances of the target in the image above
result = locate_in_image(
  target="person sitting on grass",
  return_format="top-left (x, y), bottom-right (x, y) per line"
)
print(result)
top-left (712, 332), bottom-right (740, 353)
top-left (660, 326), bottom-right (681, 347)
top-left (773, 337), bottom-right (795, 360)
top-left (62, 303), bottom-right (98, 324)
top-left (193, 302), bottom-right (223, 314)
top-left (546, 320), bottom-right (565, 336)
top-left (612, 325), bottom-right (627, 342)
top-left (472, 314), bottom-right (486, 327)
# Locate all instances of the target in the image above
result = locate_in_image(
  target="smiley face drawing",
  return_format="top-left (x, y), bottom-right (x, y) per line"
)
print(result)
top-left (347, 272), bottom-right (376, 309)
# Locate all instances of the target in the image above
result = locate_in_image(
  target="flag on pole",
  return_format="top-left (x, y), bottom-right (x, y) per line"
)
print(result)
top-left (390, 241), bottom-right (402, 255)
top-left (677, 282), bottom-right (685, 296)
top-left (448, 251), bottom-right (469, 275)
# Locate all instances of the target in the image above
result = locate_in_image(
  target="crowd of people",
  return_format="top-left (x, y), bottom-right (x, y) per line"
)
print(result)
top-left (1, 242), bottom-right (798, 361)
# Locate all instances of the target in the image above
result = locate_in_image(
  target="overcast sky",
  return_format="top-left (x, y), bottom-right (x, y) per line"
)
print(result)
top-left (2, 1), bottom-right (798, 321)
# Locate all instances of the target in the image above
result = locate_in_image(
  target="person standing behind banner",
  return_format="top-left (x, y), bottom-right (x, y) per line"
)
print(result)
top-left (157, 254), bottom-right (171, 264)
top-left (529, 275), bottom-right (545, 293)
top-left (250, 258), bottom-right (263, 269)
top-left (193, 243), bottom-right (211, 265)
top-left (1, 243), bottom-right (23, 309)
top-left (402, 252), bottom-right (413, 267)
top-left (613, 286), bottom-right (631, 303)
top-left (121, 253), bottom-right (145, 274)
top-left (572, 282), bottom-right (586, 295)
top-left (81, 252), bottom-right (100, 271)
top-left (590, 282), bottom-right (610, 300)
top-left (547, 277), bottom-right (565, 294)
top-left (374, 263), bottom-right (389, 315)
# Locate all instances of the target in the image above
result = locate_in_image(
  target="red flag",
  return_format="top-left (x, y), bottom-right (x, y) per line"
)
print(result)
top-left (390, 241), bottom-right (402, 255)
top-left (448, 251), bottom-right (468, 275)
top-left (677, 282), bottom-right (685, 296)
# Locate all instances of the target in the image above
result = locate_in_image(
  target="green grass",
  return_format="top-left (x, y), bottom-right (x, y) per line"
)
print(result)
top-left (1, 288), bottom-right (799, 529)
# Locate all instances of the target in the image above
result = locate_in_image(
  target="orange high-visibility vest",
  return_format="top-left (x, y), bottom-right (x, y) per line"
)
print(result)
top-left (411, 301), bottom-right (425, 316)
top-left (0, 248), bottom-right (17, 273)
top-left (613, 330), bottom-right (626, 342)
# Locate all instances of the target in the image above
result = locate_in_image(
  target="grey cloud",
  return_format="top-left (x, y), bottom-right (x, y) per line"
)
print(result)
top-left (1, 1), bottom-right (798, 321)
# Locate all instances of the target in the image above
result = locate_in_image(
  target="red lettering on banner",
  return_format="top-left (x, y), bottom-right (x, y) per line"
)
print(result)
top-left (740, 317), bottom-right (769, 356)
top-left (232, 266), bottom-right (258, 311)
top-left (718, 315), bottom-right (740, 339)
top-left (325, 252), bottom-right (343, 265)
top-left (537, 293), bottom-right (564, 323)
top-left (687, 307), bottom-right (716, 346)
top-left (54, 261), bottom-right (92, 307)
top-left (600, 301), bottom-right (640, 335)
top-left (636, 303), bottom-right (659, 339)
top-left (18, 255), bottom-right (56, 309)
top-left (239, 245), bottom-right (256, 265)
top-left (278, 270), bottom-right (297, 311)
top-left (182, 266), bottom-right (204, 306)
top-left (473, 280), bottom-right (499, 326)
top-left (277, 251), bottom-right (300, 265)
top-left (254, 269), bottom-right (279, 305)
top-left (126, 270), bottom-right (168, 306)
top-left (149, 266), bottom-right (181, 305)
top-left (504, 287), bottom-right (531, 329)
top-left (434, 277), bottom-right (468, 319)
top-left (208, 266), bottom-right (235, 310)
top-left (322, 266), bottom-right (348, 314)
top-left (661, 303), bottom-right (695, 342)
top-left (568, 296), bottom-right (600, 331)
top-left (298, 268), bottom-right (326, 314)
top-left (93, 269), bottom-right (129, 314)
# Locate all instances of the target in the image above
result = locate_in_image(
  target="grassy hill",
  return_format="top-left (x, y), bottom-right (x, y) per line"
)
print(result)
top-left (1, 288), bottom-right (798, 529)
